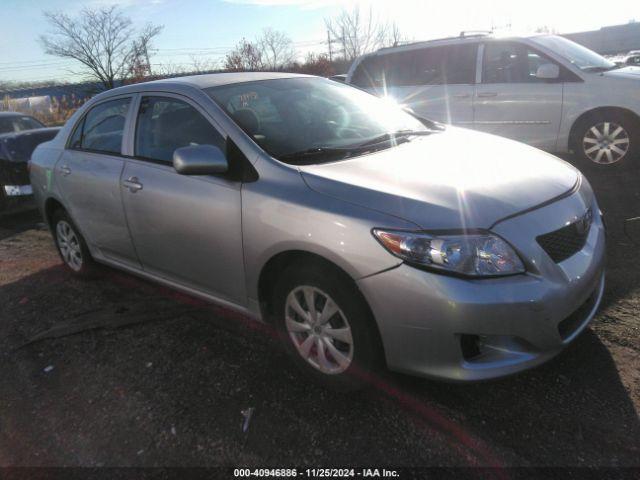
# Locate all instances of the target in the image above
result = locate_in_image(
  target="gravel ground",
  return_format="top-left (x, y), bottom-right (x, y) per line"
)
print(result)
top-left (0, 159), bottom-right (638, 469)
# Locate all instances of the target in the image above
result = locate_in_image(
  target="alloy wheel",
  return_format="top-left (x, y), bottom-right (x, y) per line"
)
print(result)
top-left (284, 286), bottom-right (354, 375)
top-left (56, 220), bottom-right (83, 271)
top-left (582, 121), bottom-right (630, 165)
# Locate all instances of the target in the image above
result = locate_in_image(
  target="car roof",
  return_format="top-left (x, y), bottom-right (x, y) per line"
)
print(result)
top-left (0, 111), bottom-right (37, 118)
top-left (153, 71), bottom-right (311, 88)
top-left (368, 32), bottom-right (549, 58)
top-left (93, 72), bottom-right (313, 99)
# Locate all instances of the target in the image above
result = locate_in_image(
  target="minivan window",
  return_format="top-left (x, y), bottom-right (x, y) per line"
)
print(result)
top-left (78, 98), bottom-right (131, 154)
top-left (483, 42), bottom-right (555, 83)
top-left (351, 44), bottom-right (477, 89)
top-left (531, 35), bottom-right (616, 72)
top-left (207, 77), bottom-right (430, 163)
top-left (135, 96), bottom-right (225, 163)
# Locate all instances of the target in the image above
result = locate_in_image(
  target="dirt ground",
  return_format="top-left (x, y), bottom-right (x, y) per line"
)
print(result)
top-left (0, 158), bottom-right (638, 470)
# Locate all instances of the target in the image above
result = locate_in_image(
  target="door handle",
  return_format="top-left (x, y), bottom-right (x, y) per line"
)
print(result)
top-left (477, 92), bottom-right (498, 98)
top-left (453, 93), bottom-right (471, 99)
top-left (122, 176), bottom-right (143, 193)
top-left (59, 165), bottom-right (71, 176)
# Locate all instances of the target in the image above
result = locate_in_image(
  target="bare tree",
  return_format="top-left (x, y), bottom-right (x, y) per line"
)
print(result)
top-left (190, 55), bottom-right (220, 73)
top-left (224, 38), bottom-right (265, 71)
top-left (325, 6), bottom-right (399, 61)
top-left (258, 28), bottom-right (296, 70)
top-left (40, 6), bottom-right (163, 90)
top-left (387, 22), bottom-right (407, 48)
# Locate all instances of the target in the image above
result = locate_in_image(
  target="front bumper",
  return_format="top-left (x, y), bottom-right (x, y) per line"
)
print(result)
top-left (357, 181), bottom-right (606, 381)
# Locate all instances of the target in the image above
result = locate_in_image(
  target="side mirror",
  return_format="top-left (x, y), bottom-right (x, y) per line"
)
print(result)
top-left (173, 144), bottom-right (228, 175)
top-left (536, 63), bottom-right (560, 80)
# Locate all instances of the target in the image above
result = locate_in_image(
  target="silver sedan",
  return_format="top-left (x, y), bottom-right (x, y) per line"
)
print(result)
top-left (30, 73), bottom-right (605, 389)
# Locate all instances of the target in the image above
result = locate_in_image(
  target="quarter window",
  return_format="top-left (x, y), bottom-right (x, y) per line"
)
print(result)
top-left (135, 96), bottom-right (225, 163)
top-left (77, 98), bottom-right (131, 154)
top-left (483, 42), bottom-right (557, 83)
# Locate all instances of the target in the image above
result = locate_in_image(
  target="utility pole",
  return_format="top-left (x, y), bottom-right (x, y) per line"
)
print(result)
top-left (327, 29), bottom-right (333, 62)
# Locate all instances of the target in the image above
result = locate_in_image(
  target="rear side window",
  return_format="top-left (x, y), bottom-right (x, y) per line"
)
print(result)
top-left (351, 44), bottom-right (477, 88)
top-left (135, 96), bottom-right (225, 163)
top-left (351, 56), bottom-right (384, 89)
top-left (72, 98), bottom-right (131, 154)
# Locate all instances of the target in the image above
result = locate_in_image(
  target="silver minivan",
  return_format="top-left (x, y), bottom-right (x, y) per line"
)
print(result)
top-left (347, 33), bottom-right (640, 168)
top-left (31, 73), bottom-right (605, 389)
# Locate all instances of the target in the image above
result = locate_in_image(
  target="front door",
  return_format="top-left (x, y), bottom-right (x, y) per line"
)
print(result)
top-left (473, 42), bottom-right (563, 150)
top-left (121, 94), bottom-right (245, 304)
top-left (55, 96), bottom-right (140, 267)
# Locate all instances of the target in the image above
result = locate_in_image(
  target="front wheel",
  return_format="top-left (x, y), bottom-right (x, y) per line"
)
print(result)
top-left (272, 263), bottom-right (381, 391)
top-left (574, 113), bottom-right (639, 169)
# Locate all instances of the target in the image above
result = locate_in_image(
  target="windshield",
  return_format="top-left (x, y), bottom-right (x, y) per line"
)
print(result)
top-left (1, 130), bottom-right (58, 162)
top-left (0, 115), bottom-right (45, 134)
top-left (206, 77), bottom-right (432, 164)
top-left (531, 35), bottom-right (616, 72)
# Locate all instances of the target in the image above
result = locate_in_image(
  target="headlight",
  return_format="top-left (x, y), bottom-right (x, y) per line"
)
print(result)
top-left (372, 229), bottom-right (525, 277)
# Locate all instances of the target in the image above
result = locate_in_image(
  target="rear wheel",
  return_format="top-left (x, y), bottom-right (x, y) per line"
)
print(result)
top-left (272, 263), bottom-right (380, 391)
top-left (573, 112), bottom-right (639, 169)
top-left (52, 209), bottom-right (97, 277)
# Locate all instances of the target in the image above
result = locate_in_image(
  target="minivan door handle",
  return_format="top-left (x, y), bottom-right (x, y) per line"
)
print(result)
top-left (122, 176), bottom-right (143, 193)
top-left (59, 165), bottom-right (71, 176)
top-left (477, 92), bottom-right (498, 98)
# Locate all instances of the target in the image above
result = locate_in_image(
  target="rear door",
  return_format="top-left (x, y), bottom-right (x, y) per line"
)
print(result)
top-left (120, 93), bottom-right (245, 304)
top-left (350, 44), bottom-right (477, 126)
top-left (55, 96), bottom-right (140, 267)
top-left (473, 41), bottom-right (563, 149)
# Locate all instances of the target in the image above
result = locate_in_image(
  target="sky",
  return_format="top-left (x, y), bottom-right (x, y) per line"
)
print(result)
top-left (0, 0), bottom-right (638, 84)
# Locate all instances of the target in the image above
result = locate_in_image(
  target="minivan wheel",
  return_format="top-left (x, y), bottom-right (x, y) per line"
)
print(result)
top-left (574, 112), bottom-right (639, 169)
top-left (52, 209), bottom-right (97, 277)
top-left (272, 264), bottom-right (380, 391)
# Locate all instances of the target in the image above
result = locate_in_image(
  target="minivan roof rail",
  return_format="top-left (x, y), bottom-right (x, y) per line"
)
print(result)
top-left (376, 31), bottom-right (493, 53)
top-left (459, 30), bottom-right (492, 38)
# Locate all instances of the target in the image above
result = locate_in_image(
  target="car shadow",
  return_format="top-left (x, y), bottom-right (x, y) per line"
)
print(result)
top-left (0, 262), bottom-right (638, 467)
top-left (389, 328), bottom-right (640, 467)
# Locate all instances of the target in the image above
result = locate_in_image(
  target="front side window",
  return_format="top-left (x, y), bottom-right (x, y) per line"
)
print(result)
top-left (207, 77), bottom-right (431, 163)
top-left (135, 96), bottom-right (225, 163)
top-left (483, 42), bottom-right (555, 83)
top-left (76, 98), bottom-right (131, 154)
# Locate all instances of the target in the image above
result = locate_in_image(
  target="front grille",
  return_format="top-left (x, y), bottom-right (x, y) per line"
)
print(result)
top-left (558, 288), bottom-right (598, 341)
top-left (537, 219), bottom-right (590, 263)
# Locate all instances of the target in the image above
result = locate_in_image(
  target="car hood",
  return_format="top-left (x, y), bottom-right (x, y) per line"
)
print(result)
top-left (299, 128), bottom-right (579, 229)
top-left (602, 65), bottom-right (640, 80)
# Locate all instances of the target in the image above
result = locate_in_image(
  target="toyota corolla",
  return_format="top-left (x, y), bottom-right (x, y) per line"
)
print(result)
top-left (30, 73), bottom-right (605, 389)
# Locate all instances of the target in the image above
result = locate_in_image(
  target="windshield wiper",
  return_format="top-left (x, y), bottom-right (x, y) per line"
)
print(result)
top-left (353, 129), bottom-right (437, 148)
top-left (582, 65), bottom-right (618, 72)
top-left (278, 146), bottom-right (355, 163)
top-left (278, 129), bottom-right (439, 164)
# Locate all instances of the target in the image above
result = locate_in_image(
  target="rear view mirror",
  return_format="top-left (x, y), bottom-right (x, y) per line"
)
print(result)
top-left (173, 144), bottom-right (228, 175)
top-left (536, 63), bottom-right (560, 80)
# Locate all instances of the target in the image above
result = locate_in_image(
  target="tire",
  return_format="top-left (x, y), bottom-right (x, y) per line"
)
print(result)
top-left (272, 263), bottom-right (381, 391)
top-left (51, 209), bottom-right (98, 277)
top-left (573, 111), bottom-right (639, 170)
